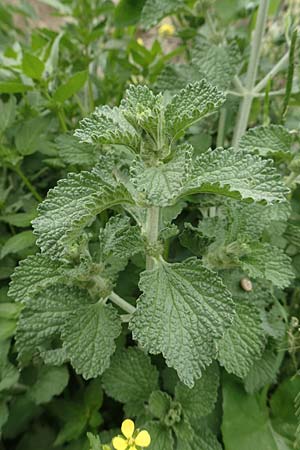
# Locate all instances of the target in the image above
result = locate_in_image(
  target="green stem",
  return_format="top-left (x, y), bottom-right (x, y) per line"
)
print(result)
top-left (233, 75), bottom-right (245, 94)
top-left (14, 166), bottom-right (42, 202)
top-left (88, 76), bottom-right (94, 112)
top-left (263, 80), bottom-right (271, 126)
top-left (109, 291), bottom-right (136, 314)
top-left (75, 94), bottom-right (86, 116)
top-left (254, 51), bottom-right (289, 93)
top-left (145, 206), bottom-right (160, 270)
top-left (217, 107), bottom-right (227, 147)
top-left (285, 172), bottom-right (299, 188)
top-left (228, 88), bottom-right (299, 98)
top-left (57, 108), bottom-right (68, 132)
top-left (281, 30), bottom-right (297, 122)
top-left (232, 0), bottom-right (270, 148)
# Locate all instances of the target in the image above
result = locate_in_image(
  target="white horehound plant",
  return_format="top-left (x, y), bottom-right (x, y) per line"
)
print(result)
top-left (8, 79), bottom-right (291, 388)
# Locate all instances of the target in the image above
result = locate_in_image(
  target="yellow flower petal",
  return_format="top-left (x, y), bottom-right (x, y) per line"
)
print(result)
top-left (158, 23), bottom-right (175, 37)
top-left (122, 419), bottom-right (135, 439)
top-left (112, 436), bottom-right (128, 450)
top-left (128, 447), bottom-right (137, 450)
top-left (135, 430), bottom-right (151, 447)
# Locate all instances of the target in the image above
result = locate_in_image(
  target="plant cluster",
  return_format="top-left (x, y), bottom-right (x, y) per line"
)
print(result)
top-left (0, 1), bottom-right (300, 450)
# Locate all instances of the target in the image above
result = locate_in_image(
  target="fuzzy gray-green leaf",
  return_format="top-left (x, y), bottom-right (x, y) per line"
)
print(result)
top-left (8, 254), bottom-right (67, 302)
top-left (130, 258), bottom-right (235, 387)
top-left (165, 81), bottom-right (225, 140)
top-left (130, 143), bottom-right (193, 206)
top-left (16, 285), bottom-right (87, 365)
top-left (192, 39), bottom-right (240, 91)
top-left (241, 243), bottom-right (294, 288)
top-left (239, 125), bottom-right (292, 156)
top-left (182, 147), bottom-right (289, 203)
top-left (75, 105), bottom-right (139, 150)
top-left (218, 301), bottom-right (266, 378)
top-left (32, 166), bottom-right (134, 257)
top-left (175, 362), bottom-right (220, 419)
top-left (102, 347), bottom-right (159, 407)
top-left (62, 302), bottom-right (121, 379)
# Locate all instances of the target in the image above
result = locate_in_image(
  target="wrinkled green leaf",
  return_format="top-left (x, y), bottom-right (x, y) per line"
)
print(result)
top-left (130, 258), bottom-right (235, 387)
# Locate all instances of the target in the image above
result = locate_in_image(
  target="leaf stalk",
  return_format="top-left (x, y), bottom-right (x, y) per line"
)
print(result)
top-left (109, 291), bottom-right (136, 314)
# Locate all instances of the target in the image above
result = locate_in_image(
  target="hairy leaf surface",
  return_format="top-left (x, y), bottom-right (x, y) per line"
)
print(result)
top-left (130, 144), bottom-right (192, 206)
top-left (141, 0), bottom-right (184, 29)
top-left (102, 347), bottom-right (159, 406)
top-left (16, 285), bottom-right (85, 365)
top-left (100, 215), bottom-right (144, 261)
top-left (56, 134), bottom-right (98, 168)
top-left (182, 147), bottom-right (289, 203)
top-left (75, 105), bottom-right (139, 150)
top-left (175, 362), bottom-right (220, 418)
top-left (33, 166), bottom-right (134, 257)
top-left (165, 81), bottom-right (225, 140)
top-left (130, 258), bottom-right (235, 387)
top-left (218, 301), bottom-right (266, 378)
top-left (8, 254), bottom-right (67, 302)
top-left (17, 285), bottom-right (121, 378)
top-left (192, 39), bottom-right (240, 90)
top-left (120, 84), bottom-right (162, 137)
top-left (239, 125), bottom-right (292, 156)
top-left (241, 244), bottom-right (294, 288)
top-left (244, 349), bottom-right (282, 394)
top-left (145, 421), bottom-right (174, 450)
top-left (62, 302), bottom-right (121, 379)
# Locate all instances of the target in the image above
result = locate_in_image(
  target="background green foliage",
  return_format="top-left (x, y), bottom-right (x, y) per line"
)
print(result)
top-left (0, 1), bottom-right (300, 449)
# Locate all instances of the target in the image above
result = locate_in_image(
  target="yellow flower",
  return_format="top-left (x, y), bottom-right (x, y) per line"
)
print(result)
top-left (137, 37), bottom-right (144, 46)
top-left (112, 419), bottom-right (151, 450)
top-left (158, 23), bottom-right (175, 37)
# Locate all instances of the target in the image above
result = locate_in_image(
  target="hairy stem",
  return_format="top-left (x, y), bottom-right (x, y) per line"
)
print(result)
top-left (254, 51), bottom-right (289, 93)
top-left (217, 107), bottom-right (227, 147)
top-left (232, 0), bottom-right (270, 148)
top-left (109, 291), bottom-right (136, 314)
top-left (145, 206), bottom-right (160, 270)
top-left (228, 88), bottom-right (299, 98)
top-left (233, 75), bottom-right (245, 94)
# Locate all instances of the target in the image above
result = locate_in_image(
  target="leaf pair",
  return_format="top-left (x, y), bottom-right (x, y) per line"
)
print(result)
top-left (75, 81), bottom-right (226, 152)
